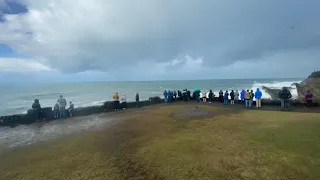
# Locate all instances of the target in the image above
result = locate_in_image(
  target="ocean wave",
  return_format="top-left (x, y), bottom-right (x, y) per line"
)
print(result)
top-left (251, 80), bottom-right (301, 99)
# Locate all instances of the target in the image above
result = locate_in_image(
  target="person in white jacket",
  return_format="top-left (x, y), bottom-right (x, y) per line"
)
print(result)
top-left (201, 90), bottom-right (207, 102)
top-left (121, 94), bottom-right (127, 109)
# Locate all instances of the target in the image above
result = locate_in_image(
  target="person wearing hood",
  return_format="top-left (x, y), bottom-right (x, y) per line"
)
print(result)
top-left (135, 93), bottom-right (140, 107)
top-left (230, 90), bottom-right (235, 105)
top-left (121, 94), bottom-right (127, 109)
top-left (234, 90), bottom-right (239, 104)
top-left (32, 99), bottom-right (42, 122)
top-left (224, 90), bottom-right (229, 105)
top-left (68, 101), bottom-right (74, 117)
top-left (163, 90), bottom-right (168, 103)
top-left (240, 89), bottom-right (246, 105)
top-left (305, 90), bottom-right (313, 107)
top-left (113, 92), bottom-right (120, 111)
top-left (202, 90), bottom-right (207, 103)
top-left (278, 87), bottom-right (292, 110)
top-left (255, 88), bottom-right (263, 108)
top-left (218, 90), bottom-right (224, 103)
top-left (208, 90), bottom-right (214, 103)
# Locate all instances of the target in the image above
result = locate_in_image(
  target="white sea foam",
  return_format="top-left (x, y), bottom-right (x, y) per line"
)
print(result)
top-left (251, 80), bottom-right (301, 99)
top-left (210, 80), bottom-right (301, 99)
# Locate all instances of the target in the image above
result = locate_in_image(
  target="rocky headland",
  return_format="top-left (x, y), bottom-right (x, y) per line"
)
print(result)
top-left (262, 71), bottom-right (320, 103)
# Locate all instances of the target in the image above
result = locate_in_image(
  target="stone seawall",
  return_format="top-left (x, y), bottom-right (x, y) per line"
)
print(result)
top-left (0, 97), bottom-right (317, 127)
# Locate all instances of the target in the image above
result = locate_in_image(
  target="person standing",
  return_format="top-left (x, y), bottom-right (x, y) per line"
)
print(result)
top-left (32, 99), bottom-right (42, 122)
top-left (202, 90), bottom-right (207, 103)
top-left (240, 89), bottom-right (246, 105)
top-left (113, 92), bottom-right (120, 111)
top-left (187, 90), bottom-right (191, 101)
top-left (255, 88), bottom-right (262, 108)
top-left (250, 90), bottom-right (254, 107)
top-left (208, 90), bottom-right (214, 104)
top-left (194, 90), bottom-right (201, 103)
top-left (244, 90), bottom-right (251, 108)
top-left (278, 87), bottom-right (292, 110)
top-left (58, 95), bottom-right (67, 118)
top-left (54, 101), bottom-right (59, 118)
top-left (224, 90), bottom-right (229, 105)
top-left (230, 90), bottom-right (235, 105)
top-left (305, 90), bottom-right (313, 107)
top-left (219, 90), bottom-right (224, 103)
top-left (68, 101), bottom-right (74, 117)
top-left (135, 93), bottom-right (140, 107)
top-left (234, 90), bottom-right (239, 105)
top-left (163, 90), bottom-right (168, 103)
top-left (121, 94), bottom-right (127, 109)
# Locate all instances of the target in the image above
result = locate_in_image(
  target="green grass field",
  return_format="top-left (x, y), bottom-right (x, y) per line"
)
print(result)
top-left (0, 104), bottom-right (320, 180)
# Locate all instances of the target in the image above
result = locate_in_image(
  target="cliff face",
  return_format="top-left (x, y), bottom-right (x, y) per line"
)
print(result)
top-left (294, 78), bottom-right (320, 103)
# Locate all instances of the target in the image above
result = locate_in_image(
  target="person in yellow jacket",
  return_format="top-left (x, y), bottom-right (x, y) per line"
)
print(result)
top-left (244, 90), bottom-right (251, 108)
top-left (113, 92), bottom-right (120, 111)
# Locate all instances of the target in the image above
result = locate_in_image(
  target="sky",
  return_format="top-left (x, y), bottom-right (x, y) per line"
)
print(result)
top-left (0, 0), bottom-right (320, 82)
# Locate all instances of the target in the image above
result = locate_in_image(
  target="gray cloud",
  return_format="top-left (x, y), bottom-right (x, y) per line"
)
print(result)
top-left (0, 0), bottom-right (319, 74)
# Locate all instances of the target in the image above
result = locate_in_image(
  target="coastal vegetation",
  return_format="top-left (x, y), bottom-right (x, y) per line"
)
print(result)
top-left (0, 104), bottom-right (320, 180)
top-left (308, 70), bottom-right (320, 78)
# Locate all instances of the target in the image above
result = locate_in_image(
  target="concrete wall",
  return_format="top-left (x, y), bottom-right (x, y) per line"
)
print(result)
top-left (0, 98), bottom-right (163, 127)
top-left (0, 97), bottom-right (317, 127)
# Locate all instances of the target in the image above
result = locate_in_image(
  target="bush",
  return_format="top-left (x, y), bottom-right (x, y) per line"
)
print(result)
top-left (308, 70), bottom-right (320, 78)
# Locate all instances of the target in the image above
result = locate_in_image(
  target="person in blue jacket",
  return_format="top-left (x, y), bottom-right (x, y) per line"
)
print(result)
top-left (240, 89), bottom-right (246, 105)
top-left (254, 88), bottom-right (262, 108)
top-left (163, 90), bottom-right (168, 103)
top-left (224, 90), bottom-right (229, 105)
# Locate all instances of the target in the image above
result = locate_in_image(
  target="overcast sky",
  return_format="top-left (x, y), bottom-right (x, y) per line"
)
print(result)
top-left (0, 0), bottom-right (319, 82)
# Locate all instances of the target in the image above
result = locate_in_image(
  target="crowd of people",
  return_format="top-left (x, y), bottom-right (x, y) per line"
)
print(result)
top-left (31, 87), bottom-right (314, 122)
top-left (162, 87), bottom-right (314, 111)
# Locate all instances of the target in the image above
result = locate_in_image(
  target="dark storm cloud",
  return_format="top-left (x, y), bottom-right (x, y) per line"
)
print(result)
top-left (0, 0), bottom-right (320, 73)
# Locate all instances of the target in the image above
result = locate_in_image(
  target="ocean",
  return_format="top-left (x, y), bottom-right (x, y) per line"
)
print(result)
top-left (0, 78), bottom-right (302, 116)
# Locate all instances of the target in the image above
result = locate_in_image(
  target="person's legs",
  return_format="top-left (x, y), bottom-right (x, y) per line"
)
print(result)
top-left (280, 99), bottom-right (285, 110)
top-left (59, 107), bottom-right (63, 118)
top-left (245, 100), bottom-right (249, 107)
top-left (259, 99), bottom-right (262, 107)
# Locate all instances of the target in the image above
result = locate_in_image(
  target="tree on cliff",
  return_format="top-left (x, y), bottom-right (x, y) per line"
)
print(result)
top-left (308, 70), bottom-right (320, 78)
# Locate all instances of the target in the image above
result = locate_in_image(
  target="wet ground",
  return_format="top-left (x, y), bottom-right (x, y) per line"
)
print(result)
top-left (0, 102), bottom-right (319, 154)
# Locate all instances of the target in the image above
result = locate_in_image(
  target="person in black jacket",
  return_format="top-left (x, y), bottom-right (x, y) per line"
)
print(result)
top-left (178, 90), bottom-right (182, 100)
top-left (32, 99), bottom-right (42, 122)
top-left (187, 90), bottom-right (191, 100)
top-left (230, 90), bottom-right (235, 105)
top-left (278, 87), bottom-right (292, 110)
top-left (135, 93), bottom-right (140, 107)
top-left (208, 90), bottom-right (214, 103)
top-left (218, 90), bottom-right (224, 103)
